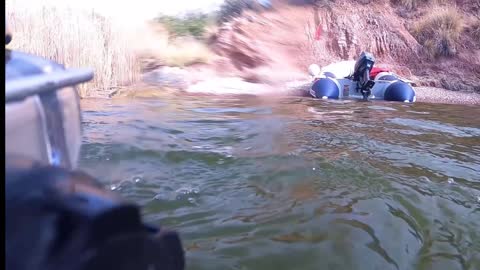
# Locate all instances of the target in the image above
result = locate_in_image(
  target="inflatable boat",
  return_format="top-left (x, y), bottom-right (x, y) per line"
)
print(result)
top-left (308, 52), bottom-right (416, 102)
top-left (5, 26), bottom-right (94, 169)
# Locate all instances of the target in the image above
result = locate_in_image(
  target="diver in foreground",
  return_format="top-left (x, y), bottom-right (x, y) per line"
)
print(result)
top-left (307, 52), bottom-right (416, 102)
top-left (5, 22), bottom-right (185, 270)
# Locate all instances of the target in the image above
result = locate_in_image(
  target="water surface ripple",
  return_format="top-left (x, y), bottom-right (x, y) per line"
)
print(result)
top-left (80, 94), bottom-right (480, 270)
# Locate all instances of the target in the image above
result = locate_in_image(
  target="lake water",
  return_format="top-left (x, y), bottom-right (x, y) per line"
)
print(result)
top-left (79, 92), bottom-right (480, 270)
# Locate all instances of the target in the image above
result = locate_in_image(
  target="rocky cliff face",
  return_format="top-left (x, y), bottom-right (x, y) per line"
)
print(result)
top-left (210, 21), bottom-right (268, 71)
top-left (315, 3), bottom-right (419, 62)
top-left (209, 0), bottom-right (480, 91)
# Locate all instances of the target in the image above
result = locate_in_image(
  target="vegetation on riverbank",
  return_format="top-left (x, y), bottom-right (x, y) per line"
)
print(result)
top-left (146, 13), bottom-right (216, 67)
top-left (6, 0), bottom-right (479, 98)
top-left (6, 1), bottom-right (216, 97)
top-left (412, 7), bottom-right (464, 58)
top-left (470, 19), bottom-right (480, 43)
top-left (392, 0), bottom-right (454, 10)
top-left (393, 0), bottom-right (427, 10)
top-left (155, 13), bottom-right (211, 40)
top-left (217, 0), bottom-right (253, 23)
top-left (6, 2), bottom-right (140, 98)
top-left (143, 37), bottom-right (214, 68)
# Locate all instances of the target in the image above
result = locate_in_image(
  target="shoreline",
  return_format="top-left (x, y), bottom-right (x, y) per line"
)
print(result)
top-left (105, 70), bottom-right (480, 105)
top-left (414, 87), bottom-right (480, 105)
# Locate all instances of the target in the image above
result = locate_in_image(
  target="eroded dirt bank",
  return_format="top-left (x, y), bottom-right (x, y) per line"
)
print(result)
top-left (131, 0), bottom-right (480, 104)
top-left (206, 0), bottom-right (479, 91)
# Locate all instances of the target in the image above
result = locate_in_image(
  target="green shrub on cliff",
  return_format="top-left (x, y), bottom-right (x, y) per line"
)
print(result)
top-left (412, 7), bottom-right (464, 58)
top-left (156, 13), bottom-right (209, 40)
top-left (217, 0), bottom-right (254, 24)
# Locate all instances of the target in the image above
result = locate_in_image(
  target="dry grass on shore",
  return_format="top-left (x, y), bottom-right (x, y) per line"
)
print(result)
top-left (6, 2), bottom-right (140, 98)
top-left (134, 23), bottom-right (214, 69)
top-left (470, 19), bottom-right (480, 44)
top-left (392, 0), bottom-right (427, 10)
top-left (392, 0), bottom-right (448, 10)
top-left (160, 40), bottom-right (214, 67)
top-left (412, 7), bottom-right (464, 58)
top-left (7, 0), bottom-right (214, 98)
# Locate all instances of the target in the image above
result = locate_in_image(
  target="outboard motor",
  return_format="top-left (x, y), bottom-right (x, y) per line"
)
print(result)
top-left (352, 52), bottom-right (376, 100)
top-left (6, 157), bottom-right (185, 270)
top-left (5, 18), bottom-right (185, 270)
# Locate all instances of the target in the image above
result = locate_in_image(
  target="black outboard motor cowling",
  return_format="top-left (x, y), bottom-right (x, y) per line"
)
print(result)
top-left (6, 156), bottom-right (185, 270)
top-left (353, 52), bottom-right (376, 100)
top-left (353, 51), bottom-right (375, 82)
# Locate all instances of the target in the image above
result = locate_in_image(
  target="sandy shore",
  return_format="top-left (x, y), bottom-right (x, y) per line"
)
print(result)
top-left (414, 87), bottom-right (480, 105)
